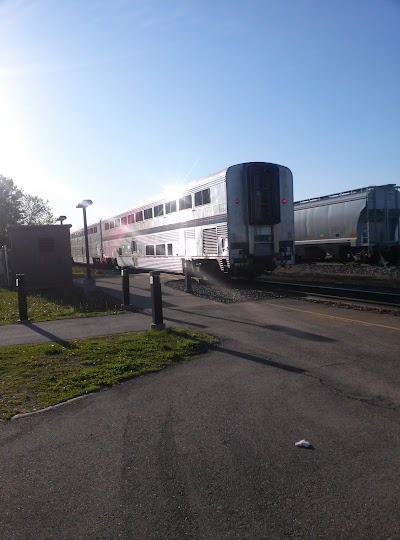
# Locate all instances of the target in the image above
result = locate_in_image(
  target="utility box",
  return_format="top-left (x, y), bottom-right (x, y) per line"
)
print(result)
top-left (9, 225), bottom-right (73, 290)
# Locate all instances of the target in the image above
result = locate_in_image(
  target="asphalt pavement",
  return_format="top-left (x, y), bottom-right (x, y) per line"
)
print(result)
top-left (1, 273), bottom-right (400, 539)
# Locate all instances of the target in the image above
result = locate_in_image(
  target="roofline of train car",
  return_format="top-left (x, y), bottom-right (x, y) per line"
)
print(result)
top-left (71, 161), bottom-right (290, 234)
top-left (295, 184), bottom-right (399, 206)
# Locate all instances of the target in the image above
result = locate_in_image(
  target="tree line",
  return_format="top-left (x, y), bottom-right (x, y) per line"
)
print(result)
top-left (0, 175), bottom-right (55, 246)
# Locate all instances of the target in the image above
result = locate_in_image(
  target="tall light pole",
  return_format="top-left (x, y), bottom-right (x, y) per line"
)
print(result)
top-left (76, 200), bottom-right (93, 280)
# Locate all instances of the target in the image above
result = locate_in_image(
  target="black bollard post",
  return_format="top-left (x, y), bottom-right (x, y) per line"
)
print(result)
top-left (16, 274), bottom-right (29, 322)
top-left (184, 260), bottom-right (192, 293)
top-left (121, 268), bottom-right (130, 308)
top-left (150, 271), bottom-right (165, 330)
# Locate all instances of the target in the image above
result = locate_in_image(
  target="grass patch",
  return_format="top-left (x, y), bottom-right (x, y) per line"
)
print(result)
top-left (0, 328), bottom-right (219, 420)
top-left (72, 264), bottom-right (116, 276)
top-left (0, 287), bottom-right (121, 325)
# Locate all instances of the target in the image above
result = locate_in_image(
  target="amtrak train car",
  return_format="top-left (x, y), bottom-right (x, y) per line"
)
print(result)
top-left (71, 162), bottom-right (295, 277)
top-left (294, 184), bottom-right (400, 263)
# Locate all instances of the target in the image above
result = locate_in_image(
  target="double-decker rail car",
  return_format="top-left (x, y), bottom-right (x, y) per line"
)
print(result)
top-left (294, 184), bottom-right (400, 263)
top-left (71, 162), bottom-right (295, 277)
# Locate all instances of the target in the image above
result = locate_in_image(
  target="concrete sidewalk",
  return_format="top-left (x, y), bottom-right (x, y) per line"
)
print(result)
top-left (1, 272), bottom-right (400, 347)
top-left (0, 273), bottom-right (219, 346)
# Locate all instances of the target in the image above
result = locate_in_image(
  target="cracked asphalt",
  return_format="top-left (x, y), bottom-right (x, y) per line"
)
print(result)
top-left (1, 274), bottom-right (400, 539)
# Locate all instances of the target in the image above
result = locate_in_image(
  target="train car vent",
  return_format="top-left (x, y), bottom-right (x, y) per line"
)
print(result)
top-left (184, 229), bottom-right (195, 239)
top-left (217, 224), bottom-right (228, 237)
top-left (203, 228), bottom-right (218, 255)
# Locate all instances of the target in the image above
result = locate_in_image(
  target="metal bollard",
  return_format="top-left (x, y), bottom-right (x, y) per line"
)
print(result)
top-left (16, 274), bottom-right (29, 322)
top-left (150, 271), bottom-right (165, 330)
top-left (184, 260), bottom-right (192, 293)
top-left (121, 268), bottom-right (130, 308)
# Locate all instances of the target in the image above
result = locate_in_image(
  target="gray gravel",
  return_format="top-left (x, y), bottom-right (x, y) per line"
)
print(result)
top-left (165, 279), bottom-right (284, 303)
top-left (273, 262), bottom-right (400, 281)
top-left (165, 264), bottom-right (400, 316)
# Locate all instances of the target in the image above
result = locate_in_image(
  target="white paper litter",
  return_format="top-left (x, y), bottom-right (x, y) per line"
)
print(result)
top-left (295, 439), bottom-right (312, 448)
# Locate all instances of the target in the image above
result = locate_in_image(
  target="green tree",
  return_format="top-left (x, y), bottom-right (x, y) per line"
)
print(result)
top-left (0, 175), bottom-right (23, 246)
top-left (0, 175), bottom-right (55, 246)
top-left (20, 194), bottom-right (54, 225)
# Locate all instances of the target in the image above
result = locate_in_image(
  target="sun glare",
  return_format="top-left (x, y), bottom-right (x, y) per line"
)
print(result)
top-left (160, 183), bottom-right (185, 200)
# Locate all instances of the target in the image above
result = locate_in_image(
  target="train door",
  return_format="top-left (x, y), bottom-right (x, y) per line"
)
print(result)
top-left (130, 240), bottom-right (138, 268)
top-left (184, 229), bottom-right (196, 258)
top-left (218, 236), bottom-right (229, 257)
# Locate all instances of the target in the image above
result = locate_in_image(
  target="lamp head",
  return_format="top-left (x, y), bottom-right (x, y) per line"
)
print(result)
top-left (76, 200), bottom-right (93, 209)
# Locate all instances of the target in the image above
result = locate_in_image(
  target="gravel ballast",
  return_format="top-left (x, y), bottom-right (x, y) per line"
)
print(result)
top-left (164, 263), bottom-right (400, 317)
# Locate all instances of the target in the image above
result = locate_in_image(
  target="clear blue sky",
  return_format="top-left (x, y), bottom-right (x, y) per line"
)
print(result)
top-left (1, 0), bottom-right (399, 230)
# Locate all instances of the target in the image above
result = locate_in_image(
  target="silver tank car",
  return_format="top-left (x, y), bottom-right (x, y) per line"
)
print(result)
top-left (294, 184), bottom-right (400, 263)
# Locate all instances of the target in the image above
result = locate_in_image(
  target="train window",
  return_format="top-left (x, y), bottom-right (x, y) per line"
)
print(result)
top-left (105, 223), bottom-right (109, 230)
top-left (131, 240), bottom-right (137, 253)
top-left (144, 208), bottom-right (153, 220)
top-left (117, 247), bottom-right (122, 256)
top-left (128, 214), bottom-right (135, 224)
top-left (194, 188), bottom-right (211, 207)
top-left (156, 244), bottom-right (166, 255)
top-left (94, 226), bottom-right (97, 233)
top-left (39, 237), bottom-right (55, 252)
top-left (248, 166), bottom-right (280, 225)
top-left (165, 200), bottom-right (177, 214)
top-left (146, 245), bottom-right (155, 255)
top-left (136, 211), bottom-right (143, 222)
top-left (154, 204), bottom-right (164, 217)
top-left (115, 218), bottom-right (120, 227)
top-left (121, 217), bottom-right (127, 226)
top-left (179, 194), bottom-right (192, 210)
top-left (167, 243), bottom-right (173, 255)
top-left (110, 220), bottom-right (115, 229)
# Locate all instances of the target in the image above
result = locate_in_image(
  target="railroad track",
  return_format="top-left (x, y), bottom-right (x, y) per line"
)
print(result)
top-left (256, 278), bottom-right (400, 308)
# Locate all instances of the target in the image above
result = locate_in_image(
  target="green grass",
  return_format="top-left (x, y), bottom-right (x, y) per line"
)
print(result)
top-left (0, 287), bottom-right (121, 325)
top-left (0, 328), bottom-right (219, 420)
top-left (72, 264), bottom-right (116, 276)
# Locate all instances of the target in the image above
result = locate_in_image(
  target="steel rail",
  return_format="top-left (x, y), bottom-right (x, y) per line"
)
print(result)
top-left (257, 278), bottom-right (400, 308)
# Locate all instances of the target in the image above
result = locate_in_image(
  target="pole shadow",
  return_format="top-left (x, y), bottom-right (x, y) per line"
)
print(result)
top-left (21, 322), bottom-right (73, 348)
top-left (167, 329), bottom-right (305, 374)
top-left (168, 308), bottom-right (337, 343)
top-left (215, 345), bottom-right (305, 373)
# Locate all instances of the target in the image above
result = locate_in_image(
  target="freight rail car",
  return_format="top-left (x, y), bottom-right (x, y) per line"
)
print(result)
top-left (71, 162), bottom-right (295, 277)
top-left (294, 184), bottom-right (400, 264)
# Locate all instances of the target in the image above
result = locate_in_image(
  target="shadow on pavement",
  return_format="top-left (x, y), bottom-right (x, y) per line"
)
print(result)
top-left (263, 324), bottom-right (336, 343)
top-left (20, 322), bottom-right (73, 348)
top-left (164, 316), bottom-right (208, 329)
top-left (168, 308), bottom-right (337, 343)
top-left (215, 345), bottom-right (305, 373)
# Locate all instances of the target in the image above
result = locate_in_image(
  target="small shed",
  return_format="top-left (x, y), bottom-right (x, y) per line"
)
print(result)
top-left (9, 224), bottom-right (73, 290)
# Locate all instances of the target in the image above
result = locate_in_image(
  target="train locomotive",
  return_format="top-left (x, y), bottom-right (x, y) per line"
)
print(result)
top-left (71, 162), bottom-right (295, 278)
top-left (294, 184), bottom-right (400, 264)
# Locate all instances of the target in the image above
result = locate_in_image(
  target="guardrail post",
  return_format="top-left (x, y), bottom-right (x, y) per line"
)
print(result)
top-left (16, 273), bottom-right (29, 323)
top-left (121, 268), bottom-right (131, 309)
top-left (184, 260), bottom-right (193, 293)
top-left (150, 271), bottom-right (165, 330)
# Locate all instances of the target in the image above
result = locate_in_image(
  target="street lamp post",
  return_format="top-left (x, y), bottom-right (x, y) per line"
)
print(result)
top-left (76, 200), bottom-right (93, 281)
top-left (56, 215), bottom-right (67, 225)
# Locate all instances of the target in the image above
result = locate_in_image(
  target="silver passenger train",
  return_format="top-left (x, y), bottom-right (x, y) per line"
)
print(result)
top-left (294, 184), bottom-right (400, 263)
top-left (71, 162), bottom-right (295, 277)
